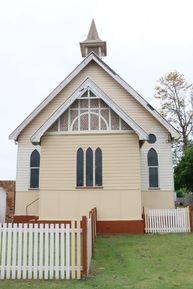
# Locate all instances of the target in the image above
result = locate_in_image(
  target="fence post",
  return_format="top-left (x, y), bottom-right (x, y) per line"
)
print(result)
top-left (94, 207), bottom-right (97, 241)
top-left (89, 210), bottom-right (93, 256)
top-left (189, 206), bottom-right (193, 232)
top-left (94, 207), bottom-right (97, 238)
top-left (82, 216), bottom-right (87, 277)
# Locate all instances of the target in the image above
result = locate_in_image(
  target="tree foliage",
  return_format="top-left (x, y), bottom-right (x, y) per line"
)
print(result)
top-left (155, 71), bottom-right (193, 153)
top-left (174, 144), bottom-right (193, 192)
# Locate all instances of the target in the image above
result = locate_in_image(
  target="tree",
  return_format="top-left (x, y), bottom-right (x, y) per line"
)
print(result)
top-left (174, 144), bottom-right (193, 192)
top-left (155, 71), bottom-right (193, 154)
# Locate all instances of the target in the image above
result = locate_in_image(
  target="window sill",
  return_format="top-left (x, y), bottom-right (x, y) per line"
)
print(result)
top-left (28, 188), bottom-right (39, 190)
top-left (148, 187), bottom-right (160, 190)
top-left (76, 186), bottom-right (103, 189)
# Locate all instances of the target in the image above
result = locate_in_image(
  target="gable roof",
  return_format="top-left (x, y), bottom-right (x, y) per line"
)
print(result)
top-left (9, 52), bottom-right (179, 141)
top-left (31, 78), bottom-right (148, 144)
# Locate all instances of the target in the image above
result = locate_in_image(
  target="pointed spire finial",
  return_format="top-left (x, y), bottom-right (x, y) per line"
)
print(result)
top-left (86, 19), bottom-right (101, 41)
top-left (80, 19), bottom-right (107, 58)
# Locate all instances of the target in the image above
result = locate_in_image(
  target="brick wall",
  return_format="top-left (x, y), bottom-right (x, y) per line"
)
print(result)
top-left (0, 181), bottom-right (15, 222)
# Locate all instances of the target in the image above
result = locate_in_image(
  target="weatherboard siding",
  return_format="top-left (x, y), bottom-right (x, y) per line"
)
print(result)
top-left (39, 133), bottom-right (142, 220)
top-left (15, 190), bottom-right (39, 215)
top-left (141, 190), bottom-right (174, 209)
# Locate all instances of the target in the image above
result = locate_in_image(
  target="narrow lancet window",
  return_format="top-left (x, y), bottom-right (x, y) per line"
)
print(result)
top-left (148, 148), bottom-right (159, 188)
top-left (86, 148), bottom-right (93, 186)
top-left (95, 148), bottom-right (102, 186)
top-left (30, 150), bottom-right (40, 188)
top-left (77, 148), bottom-right (84, 186)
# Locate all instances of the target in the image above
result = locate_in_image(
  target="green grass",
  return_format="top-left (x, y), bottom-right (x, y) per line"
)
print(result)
top-left (1, 234), bottom-right (193, 289)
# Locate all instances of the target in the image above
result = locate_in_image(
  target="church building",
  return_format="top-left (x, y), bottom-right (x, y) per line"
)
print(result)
top-left (9, 20), bottom-right (179, 233)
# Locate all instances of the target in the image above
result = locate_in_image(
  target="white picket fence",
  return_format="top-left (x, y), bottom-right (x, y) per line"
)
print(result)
top-left (144, 207), bottom-right (191, 233)
top-left (87, 217), bottom-right (92, 274)
top-left (0, 222), bottom-right (82, 280)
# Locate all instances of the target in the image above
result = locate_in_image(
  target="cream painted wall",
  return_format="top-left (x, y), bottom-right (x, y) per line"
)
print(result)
top-left (15, 190), bottom-right (39, 215)
top-left (14, 60), bottom-right (175, 216)
top-left (141, 190), bottom-right (175, 209)
top-left (39, 133), bottom-right (142, 220)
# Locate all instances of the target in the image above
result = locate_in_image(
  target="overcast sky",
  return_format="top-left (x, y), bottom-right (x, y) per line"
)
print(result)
top-left (0, 0), bottom-right (193, 179)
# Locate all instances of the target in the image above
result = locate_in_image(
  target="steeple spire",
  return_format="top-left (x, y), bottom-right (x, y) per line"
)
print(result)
top-left (80, 19), bottom-right (107, 58)
top-left (86, 19), bottom-right (101, 41)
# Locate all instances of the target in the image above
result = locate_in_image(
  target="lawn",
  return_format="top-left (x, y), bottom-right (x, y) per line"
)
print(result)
top-left (0, 234), bottom-right (193, 289)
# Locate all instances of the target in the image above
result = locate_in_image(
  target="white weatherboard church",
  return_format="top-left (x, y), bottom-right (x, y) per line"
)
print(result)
top-left (9, 20), bottom-right (179, 233)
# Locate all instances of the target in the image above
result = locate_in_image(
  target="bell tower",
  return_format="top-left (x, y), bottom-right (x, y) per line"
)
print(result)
top-left (80, 19), bottom-right (107, 58)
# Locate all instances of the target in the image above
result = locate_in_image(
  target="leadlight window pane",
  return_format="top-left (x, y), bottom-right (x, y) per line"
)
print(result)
top-left (95, 148), bottom-right (102, 186)
top-left (71, 100), bottom-right (78, 108)
top-left (91, 109), bottom-right (99, 114)
top-left (60, 111), bottom-right (68, 131)
top-left (101, 110), bottom-right (109, 124)
top-left (47, 120), bottom-right (58, 132)
top-left (86, 148), bottom-right (93, 186)
top-left (80, 114), bottom-right (89, 130)
top-left (70, 110), bottom-right (78, 125)
top-left (80, 109), bottom-right (87, 115)
top-left (30, 150), bottom-right (40, 167)
top-left (30, 168), bottom-right (39, 188)
top-left (80, 99), bottom-right (88, 108)
top-left (80, 92), bottom-right (88, 98)
top-left (72, 119), bottom-right (78, 131)
top-left (111, 110), bottom-right (119, 130)
top-left (148, 148), bottom-right (158, 166)
top-left (90, 99), bottom-right (98, 108)
top-left (121, 120), bottom-right (129, 130)
top-left (77, 148), bottom-right (84, 186)
top-left (149, 167), bottom-right (158, 187)
top-left (90, 114), bottom-right (99, 130)
top-left (90, 91), bottom-right (96, 98)
top-left (101, 118), bottom-right (107, 130)
top-left (100, 99), bottom-right (108, 107)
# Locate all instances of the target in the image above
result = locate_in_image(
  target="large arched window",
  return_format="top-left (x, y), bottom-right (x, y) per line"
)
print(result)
top-left (76, 147), bottom-right (103, 187)
top-left (148, 148), bottom-right (159, 188)
top-left (30, 150), bottom-right (40, 188)
top-left (95, 148), bottom-right (102, 186)
top-left (77, 148), bottom-right (84, 186)
top-left (47, 91), bottom-right (131, 133)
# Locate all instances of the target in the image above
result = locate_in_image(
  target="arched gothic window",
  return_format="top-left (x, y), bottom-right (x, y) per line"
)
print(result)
top-left (76, 148), bottom-right (84, 186)
top-left (95, 148), bottom-right (102, 186)
top-left (30, 150), bottom-right (40, 188)
top-left (76, 147), bottom-right (103, 187)
top-left (148, 148), bottom-right (159, 188)
top-left (86, 148), bottom-right (93, 186)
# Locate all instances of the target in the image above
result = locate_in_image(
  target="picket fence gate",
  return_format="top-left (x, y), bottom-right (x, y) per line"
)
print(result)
top-left (0, 222), bottom-right (82, 280)
top-left (144, 207), bottom-right (191, 233)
